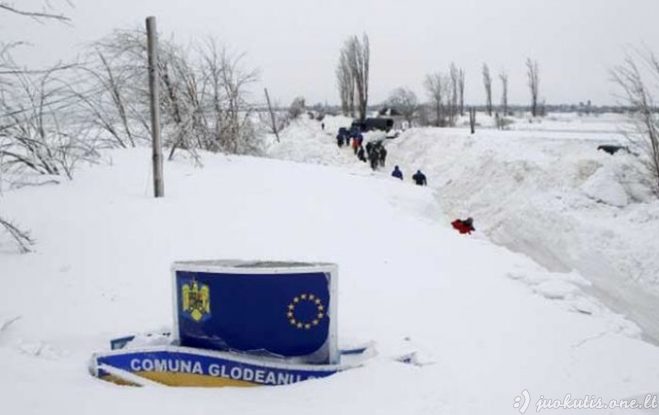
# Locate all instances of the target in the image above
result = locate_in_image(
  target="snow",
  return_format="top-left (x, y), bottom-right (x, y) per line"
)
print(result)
top-left (382, 116), bottom-right (659, 347)
top-left (1, 113), bottom-right (658, 414)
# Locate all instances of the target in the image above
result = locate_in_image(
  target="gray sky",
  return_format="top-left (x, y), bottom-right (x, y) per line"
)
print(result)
top-left (3, 0), bottom-right (659, 106)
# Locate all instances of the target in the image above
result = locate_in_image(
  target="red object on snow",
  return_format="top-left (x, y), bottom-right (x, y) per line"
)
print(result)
top-left (451, 219), bottom-right (474, 234)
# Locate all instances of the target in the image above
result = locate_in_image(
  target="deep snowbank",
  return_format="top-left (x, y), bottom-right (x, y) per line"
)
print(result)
top-left (382, 115), bottom-right (659, 346)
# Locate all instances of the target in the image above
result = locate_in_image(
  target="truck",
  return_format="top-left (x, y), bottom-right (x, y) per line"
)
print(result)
top-left (350, 118), bottom-right (394, 133)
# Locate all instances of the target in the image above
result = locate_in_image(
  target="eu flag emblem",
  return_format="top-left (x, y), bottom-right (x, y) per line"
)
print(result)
top-left (174, 267), bottom-right (334, 363)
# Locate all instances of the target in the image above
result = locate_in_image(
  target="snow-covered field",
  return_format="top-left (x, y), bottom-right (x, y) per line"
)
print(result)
top-left (1, 113), bottom-right (658, 414)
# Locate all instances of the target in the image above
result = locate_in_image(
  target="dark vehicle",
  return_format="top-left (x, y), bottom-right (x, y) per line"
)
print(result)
top-left (597, 144), bottom-right (629, 155)
top-left (351, 118), bottom-right (394, 133)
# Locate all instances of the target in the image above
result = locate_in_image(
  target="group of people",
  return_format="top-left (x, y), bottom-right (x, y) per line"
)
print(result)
top-left (334, 124), bottom-right (473, 236)
top-left (364, 141), bottom-right (387, 170)
top-left (393, 164), bottom-right (474, 235)
top-left (336, 127), bottom-right (360, 150)
top-left (336, 128), bottom-right (387, 171)
top-left (391, 166), bottom-right (427, 186)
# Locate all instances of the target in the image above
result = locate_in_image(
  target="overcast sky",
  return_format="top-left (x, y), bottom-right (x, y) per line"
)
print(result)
top-left (3, 0), bottom-right (659, 107)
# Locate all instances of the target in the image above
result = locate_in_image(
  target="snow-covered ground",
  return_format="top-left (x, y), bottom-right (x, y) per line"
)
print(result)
top-left (382, 114), bottom-right (659, 347)
top-left (272, 114), bottom-right (659, 346)
top-left (1, 113), bottom-right (658, 414)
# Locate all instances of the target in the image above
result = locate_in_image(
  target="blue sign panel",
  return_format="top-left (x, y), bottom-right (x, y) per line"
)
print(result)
top-left (175, 270), bottom-right (332, 363)
top-left (95, 348), bottom-right (339, 387)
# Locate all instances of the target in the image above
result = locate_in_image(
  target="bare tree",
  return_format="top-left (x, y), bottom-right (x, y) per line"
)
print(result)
top-left (0, 1), bottom-right (70, 23)
top-left (212, 47), bottom-right (261, 155)
top-left (424, 72), bottom-right (448, 127)
top-left (83, 31), bottom-right (262, 159)
top-left (0, 216), bottom-right (34, 253)
top-left (81, 29), bottom-right (156, 149)
top-left (416, 104), bottom-right (431, 127)
top-left (612, 50), bottom-right (659, 192)
top-left (336, 49), bottom-right (355, 117)
top-left (1, 65), bottom-right (99, 179)
top-left (0, 0), bottom-right (75, 252)
top-left (458, 68), bottom-right (466, 116)
top-left (482, 63), bottom-right (493, 116)
top-left (70, 51), bottom-right (141, 149)
top-left (344, 34), bottom-right (370, 120)
top-left (499, 70), bottom-right (509, 116)
top-left (388, 87), bottom-right (419, 127)
top-left (526, 58), bottom-right (540, 117)
top-left (288, 96), bottom-right (306, 120)
top-left (448, 63), bottom-right (459, 126)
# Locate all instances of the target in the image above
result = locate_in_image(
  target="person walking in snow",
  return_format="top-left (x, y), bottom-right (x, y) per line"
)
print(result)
top-left (451, 217), bottom-right (475, 234)
top-left (412, 169), bottom-right (427, 186)
top-left (365, 141), bottom-right (374, 156)
top-left (391, 165), bottom-right (403, 180)
top-left (379, 146), bottom-right (387, 167)
top-left (356, 132), bottom-right (364, 148)
top-left (352, 135), bottom-right (360, 154)
top-left (368, 146), bottom-right (379, 170)
top-left (357, 146), bottom-right (367, 162)
top-left (336, 132), bottom-right (345, 148)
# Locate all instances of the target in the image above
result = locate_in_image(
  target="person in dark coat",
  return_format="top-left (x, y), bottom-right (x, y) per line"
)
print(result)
top-left (379, 146), bottom-right (387, 167)
top-left (412, 170), bottom-right (427, 186)
top-left (452, 217), bottom-right (475, 234)
top-left (391, 165), bottom-right (403, 180)
top-left (336, 133), bottom-right (345, 148)
top-left (356, 133), bottom-right (364, 148)
top-left (365, 141), bottom-right (374, 156)
top-left (368, 146), bottom-right (380, 170)
top-left (357, 146), bottom-right (366, 162)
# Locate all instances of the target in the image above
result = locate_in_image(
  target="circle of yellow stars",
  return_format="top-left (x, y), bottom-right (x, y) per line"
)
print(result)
top-left (287, 293), bottom-right (325, 330)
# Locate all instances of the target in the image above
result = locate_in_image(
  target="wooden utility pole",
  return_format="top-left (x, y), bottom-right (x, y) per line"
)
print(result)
top-left (264, 88), bottom-right (280, 143)
top-left (147, 16), bottom-right (164, 197)
top-left (469, 107), bottom-right (476, 134)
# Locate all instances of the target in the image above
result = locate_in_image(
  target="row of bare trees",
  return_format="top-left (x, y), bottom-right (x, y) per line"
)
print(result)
top-left (383, 59), bottom-right (539, 128)
top-left (382, 53), bottom-right (656, 194)
top-left (484, 60), bottom-right (539, 118)
top-left (420, 63), bottom-right (466, 127)
top-left (333, 32), bottom-right (539, 126)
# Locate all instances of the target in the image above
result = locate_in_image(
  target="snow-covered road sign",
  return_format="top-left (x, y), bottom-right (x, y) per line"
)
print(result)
top-left (171, 260), bottom-right (339, 365)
